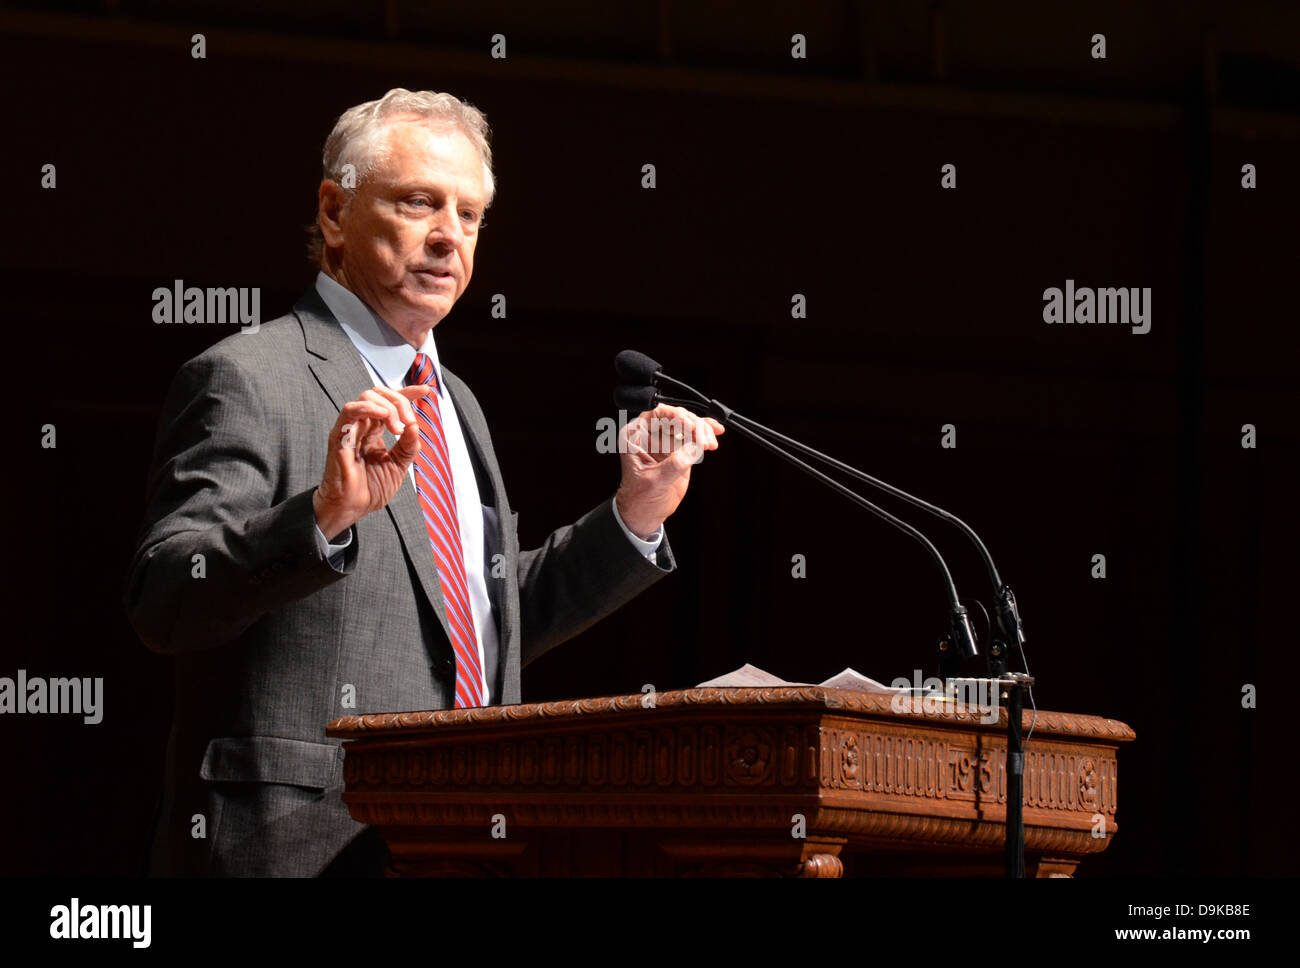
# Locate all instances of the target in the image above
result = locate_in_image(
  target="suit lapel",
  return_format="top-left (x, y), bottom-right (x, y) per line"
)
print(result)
top-left (293, 287), bottom-right (456, 648)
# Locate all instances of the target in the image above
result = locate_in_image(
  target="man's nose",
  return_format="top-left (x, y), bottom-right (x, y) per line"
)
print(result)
top-left (427, 205), bottom-right (464, 248)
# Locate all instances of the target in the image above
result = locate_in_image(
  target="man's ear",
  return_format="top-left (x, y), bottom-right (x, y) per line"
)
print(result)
top-left (318, 179), bottom-right (348, 247)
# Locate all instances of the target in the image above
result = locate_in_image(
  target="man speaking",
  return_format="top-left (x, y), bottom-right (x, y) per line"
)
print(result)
top-left (125, 88), bottom-right (723, 876)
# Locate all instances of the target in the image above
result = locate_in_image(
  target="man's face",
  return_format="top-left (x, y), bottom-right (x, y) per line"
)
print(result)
top-left (323, 119), bottom-right (486, 341)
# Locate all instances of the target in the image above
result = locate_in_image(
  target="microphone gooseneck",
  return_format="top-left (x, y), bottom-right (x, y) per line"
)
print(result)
top-left (612, 351), bottom-right (981, 662)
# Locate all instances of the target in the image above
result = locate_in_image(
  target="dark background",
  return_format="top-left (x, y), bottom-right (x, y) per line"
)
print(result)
top-left (2, 1), bottom-right (1296, 877)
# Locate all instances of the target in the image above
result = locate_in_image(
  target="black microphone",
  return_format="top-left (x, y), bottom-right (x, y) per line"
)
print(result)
top-left (615, 349), bottom-right (714, 405)
top-left (614, 384), bottom-right (657, 414)
top-left (614, 350), bottom-right (661, 387)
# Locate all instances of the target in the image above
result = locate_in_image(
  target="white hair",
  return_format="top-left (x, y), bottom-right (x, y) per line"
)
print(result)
top-left (307, 88), bottom-right (495, 263)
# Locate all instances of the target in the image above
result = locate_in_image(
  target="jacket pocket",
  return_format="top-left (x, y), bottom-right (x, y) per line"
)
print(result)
top-left (199, 735), bottom-right (341, 790)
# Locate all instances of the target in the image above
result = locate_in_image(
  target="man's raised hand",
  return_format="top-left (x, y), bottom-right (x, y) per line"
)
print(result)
top-left (615, 403), bottom-right (724, 540)
top-left (312, 385), bottom-right (432, 541)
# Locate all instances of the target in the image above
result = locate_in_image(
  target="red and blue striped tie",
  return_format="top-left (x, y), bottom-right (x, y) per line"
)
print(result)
top-left (405, 353), bottom-right (484, 708)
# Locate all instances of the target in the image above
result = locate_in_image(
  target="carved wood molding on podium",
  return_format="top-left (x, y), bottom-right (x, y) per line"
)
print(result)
top-left (327, 687), bottom-right (1135, 877)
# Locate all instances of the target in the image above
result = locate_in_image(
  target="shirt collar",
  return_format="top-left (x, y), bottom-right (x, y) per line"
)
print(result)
top-left (314, 271), bottom-right (444, 394)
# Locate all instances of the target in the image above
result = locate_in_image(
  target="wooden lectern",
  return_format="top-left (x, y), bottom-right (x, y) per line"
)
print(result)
top-left (326, 687), bottom-right (1134, 877)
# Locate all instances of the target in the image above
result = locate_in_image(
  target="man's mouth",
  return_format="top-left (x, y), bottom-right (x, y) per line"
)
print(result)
top-left (415, 268), bottom-right (455, 288)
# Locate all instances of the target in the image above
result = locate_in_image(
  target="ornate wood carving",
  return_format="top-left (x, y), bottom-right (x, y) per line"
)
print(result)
top-left (327, 687), bottom-right (1134, 877)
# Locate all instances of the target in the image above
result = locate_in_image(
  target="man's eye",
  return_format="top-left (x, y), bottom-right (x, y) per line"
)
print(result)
top-left (407, 198), bottom-right (430, 207)
top-left (460, 211), bottom-right (479, 224)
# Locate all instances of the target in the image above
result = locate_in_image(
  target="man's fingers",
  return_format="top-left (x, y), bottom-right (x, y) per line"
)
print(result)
top-left (646, 403), bottom-right (718, 427)
top-left (633, 405), bottom-right (721, 455)
top-left (369, 384), bottom-right (421, 427)
top-left (669, 443), bottom-right (699, 470)
top-left (333, 412), bottom-right (374, 453)
top-left (641, 403), bottom-right (695, 428)
top-left (359, 389), bottom-right (404, 434)
top-left (337, 421), bottom-right (358, 454)
top-left (636, 438), bottom-right (701, 477)
top-left (331, 390), bottom-right (430, 477)
top-left (337, 401), bottom-right (390, 441)
top-left (389, 420), bottom-right (421, 468)
top-left (399, 385), bottom-right (434, 402)
top-left (673, 410), bottom-right (719, 448)
top-left (339, 400), bottom-right (389, 420)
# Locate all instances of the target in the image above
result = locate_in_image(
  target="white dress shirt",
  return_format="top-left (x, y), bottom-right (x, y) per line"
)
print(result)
top-left (310, 271), bottom-right (662, 703)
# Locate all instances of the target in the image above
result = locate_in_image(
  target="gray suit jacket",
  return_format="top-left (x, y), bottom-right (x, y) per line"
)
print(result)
top-left (125, 285), bottom-right (674, 876)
